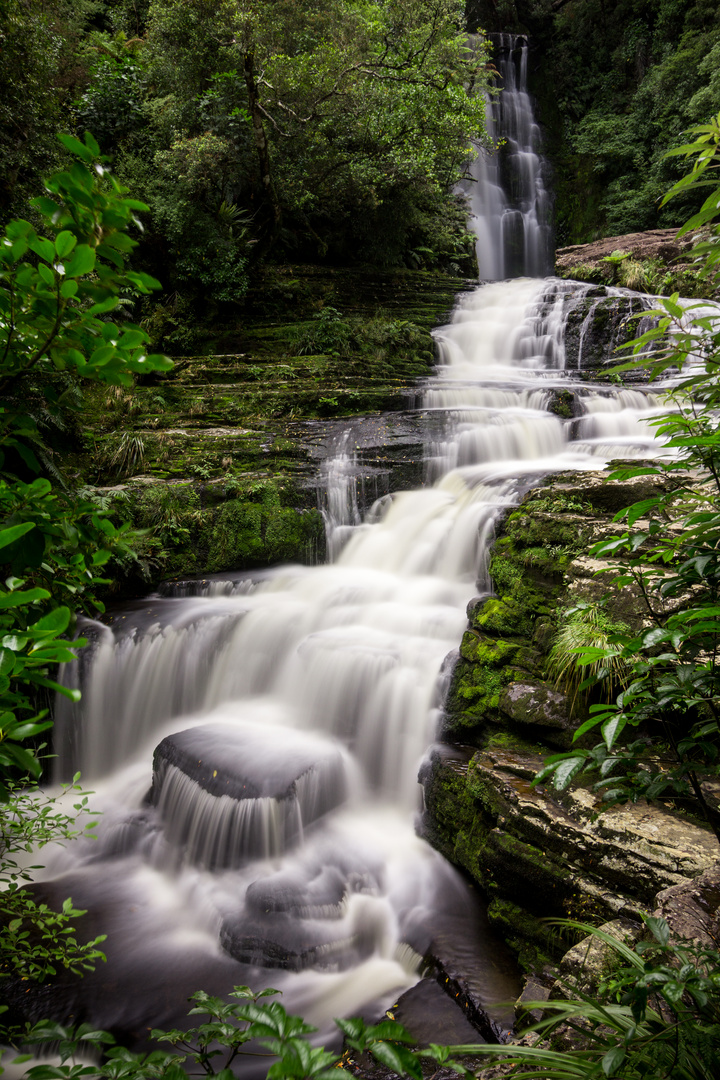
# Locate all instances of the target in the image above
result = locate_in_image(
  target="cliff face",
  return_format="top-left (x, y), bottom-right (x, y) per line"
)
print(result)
top-left (420, 470), bottom-right (720, 973)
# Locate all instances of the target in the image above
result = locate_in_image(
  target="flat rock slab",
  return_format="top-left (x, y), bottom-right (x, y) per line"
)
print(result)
top-left (150, 723), bottom-right (351, 867)
top-left (151, 722), bottom-right (349, 802)
top-left (470, 748), bottom-right (718, 905)
top-left (391, 978), bottom-right (487, 1047)
top-left (555, 229), bottom-right (694, 275)
top-left (423, 906), bottom-right (521, 1042)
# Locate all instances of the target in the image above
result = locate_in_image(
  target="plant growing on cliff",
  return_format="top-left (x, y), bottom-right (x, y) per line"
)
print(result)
top-left (0, 131), bottom-right (171, 986)
top-left (536, 113), bottom-right (720, 843)
top-left (546, 602), bottom-right (632, 710)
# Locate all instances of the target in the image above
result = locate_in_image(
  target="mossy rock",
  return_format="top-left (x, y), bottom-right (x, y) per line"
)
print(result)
top-left (471, 597), bottom-right (532, 638)
top-left (419, 748), bottom-right (491, 875)
top-left (487, 898), bottom-right (560, 971)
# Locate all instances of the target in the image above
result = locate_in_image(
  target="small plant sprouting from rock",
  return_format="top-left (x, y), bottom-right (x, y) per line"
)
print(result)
top-left (546, 601), bottom-right (632, 711)
top-left (106, 432), bottom-right (146, 477)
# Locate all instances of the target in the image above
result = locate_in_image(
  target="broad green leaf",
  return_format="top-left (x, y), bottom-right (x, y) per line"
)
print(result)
top-left (370, 1041), bottom-right (423, 1080)
top-left (55, 231), bottom-right (77, 258)
top-left (28, 236), bottom-right (55, 262)
top-left (28, 607), bottom-right (72, 637)
top-left (37, 262), bottom-right (55, 287)
top-left (63, 244), bottom-right (96, 278)
top-left (601, 714), bottom-right (626, 751)
top-left (0, 522), bottom-right (35, 551)
top-left (60, 279), bottom-right (78, 299)
top-left (601, 1045), bottom-right (626, 1076)
top-left (552, 756), bottom-right (586, 791)
top-left (57, 132), bottom-right (95, 161)
top-left (86, 296), bottom-right (119, 316)
top-left (0, 587), bottom-right (51, 608)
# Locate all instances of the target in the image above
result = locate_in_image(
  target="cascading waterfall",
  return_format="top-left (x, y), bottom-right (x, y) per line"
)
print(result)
top-left (463, 34), bottom-right (553, 280)
top-left (37, 34), bottom-right (667, 1058)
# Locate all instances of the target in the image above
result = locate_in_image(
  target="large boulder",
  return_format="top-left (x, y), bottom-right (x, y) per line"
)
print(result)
top-left (149, 722), bottom-right (352, 868)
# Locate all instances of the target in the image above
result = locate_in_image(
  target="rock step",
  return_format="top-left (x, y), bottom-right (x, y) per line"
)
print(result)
top-left (149, 723), bottom-right (351, 868)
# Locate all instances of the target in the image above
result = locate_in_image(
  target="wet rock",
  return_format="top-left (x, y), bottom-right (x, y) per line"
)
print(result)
top-left (563, 295), bottom-right (648, 375)
top-left (221, 893), bottom-right (390, 973)
top-left (514, 977), bottom-right (551, 1027)
top-left (422, 907), bottom-right (522, 1041)
top-left (499, 681), bottom-right (572, 731)
top-left (391, 978), bottom-right (487, 1046)
top-left (421, 745), bottom-right (718, 946)
top-left (149, 723), bottom-right (350, 867)
top-left (653, 862), bottom-right (720, 948)
top-left (246, 856), bottom-right (383, 918)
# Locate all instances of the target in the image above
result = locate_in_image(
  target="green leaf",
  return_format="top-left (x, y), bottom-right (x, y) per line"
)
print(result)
top-left (28, 236), bottom-right (56, 263)
top-left (86, 296), bottom-right (120, 316)
top-left (60, 279), bottom-right (78, 299)
top-left (370, 1042), bottom-right (423, 1080)
top-left (0, 522), bottom-right (35, 551)
top-left (601, 1045), bottom-right (626, 1076)
top-left (644, 916), bottom-right (670, 946)
top-left (601, 715), bottom-right (626, 751)
top-left (63, 244), bottom-right (96, 278)
top-left (0, 587), bottom-right (51, 608)
top-left (57, 133), bottom-right (94, 162)
top-left (55, 231), bottom-right (77, 258)
top-left (552, 757), bottom-right (586, 791)
top-left (29, 607), bottom-right (72, 637)
top-left (38, 262), bottom-right (56, 287)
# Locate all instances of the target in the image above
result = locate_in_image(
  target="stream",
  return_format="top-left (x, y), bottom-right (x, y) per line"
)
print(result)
top-left (33, 34), bottom-right (664, 1060)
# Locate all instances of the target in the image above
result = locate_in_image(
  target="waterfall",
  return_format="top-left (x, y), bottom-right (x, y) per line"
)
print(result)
top-left (38, 34), bottom-right (665, 1056)
top-left (464, 34), bottom-right (552, 280)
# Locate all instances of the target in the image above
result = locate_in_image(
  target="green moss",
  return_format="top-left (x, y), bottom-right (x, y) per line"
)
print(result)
top-left (483, 730), bottom-right (546, 755)
top-left (487, 898), bottom-right (559, 971)
top-left (420, 752), bottom-right (491, 878)
top-left (472, 597), bottom-right (531, 637)
top-left (123, 478), bottom-right (324, 582)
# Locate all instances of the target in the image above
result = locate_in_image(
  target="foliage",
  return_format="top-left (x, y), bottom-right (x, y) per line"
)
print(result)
top-left (546, 601), bottom-right (631, 711)
top-left (530, 0), bottom-right (720, 243)
top-left (535, 114), bottom-right (720, 842)
top-left (76, 50), bottom-right (146, 153)
top-left (0, 777), bottom-right (106, 982)
top-left (1, 985), bottom-right (476, 1079)
top-left (4, 919), bottom-right (720, 1078)
top-left (452, 916), bottom-right (720, 1080)
top-left (0, 130), bottom-right (171, 787)
top-left (120, 0), bottom-right (491, 273)
top-left (291, 307), bottom-right (354, 357)
top-left (0, 136), bottom-right (170, 989)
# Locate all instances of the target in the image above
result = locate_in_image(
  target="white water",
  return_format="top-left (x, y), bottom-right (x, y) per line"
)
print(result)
top-left (43, 276), bottom-right (663, 1045)
top-left (463, 35), bottom-right (552, 279)
top-left (37, 36), bottom-right (665, 1053)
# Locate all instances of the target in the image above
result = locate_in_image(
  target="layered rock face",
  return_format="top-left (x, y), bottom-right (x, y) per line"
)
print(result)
top-left (420, 470), bottom-right (720, 971)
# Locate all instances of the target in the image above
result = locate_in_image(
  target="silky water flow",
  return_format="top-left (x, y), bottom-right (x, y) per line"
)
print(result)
top-left (34, 35), bottom-right (666, 1062)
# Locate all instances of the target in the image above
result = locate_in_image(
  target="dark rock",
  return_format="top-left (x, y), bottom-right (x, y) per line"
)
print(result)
top-left (514, 977), bottom-right (551, 1027)
top-left (150, 723), bottom-right (350, 867)
top-left (499, 681), bottom-right (572, 731)
top-left (563, 296), bottom-right (648, 375)
top-left (653, 862), bottom-right (720, 947)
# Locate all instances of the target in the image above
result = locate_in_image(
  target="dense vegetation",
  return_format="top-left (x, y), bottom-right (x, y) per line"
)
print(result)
top-left (1, 0), bottom-right (488, 327)
top-left (467, 0), bottom-right (720, 244)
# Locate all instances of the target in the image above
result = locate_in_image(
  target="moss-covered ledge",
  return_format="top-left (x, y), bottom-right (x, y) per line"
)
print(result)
top-left (421, 467), bottom-right (714, 971)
